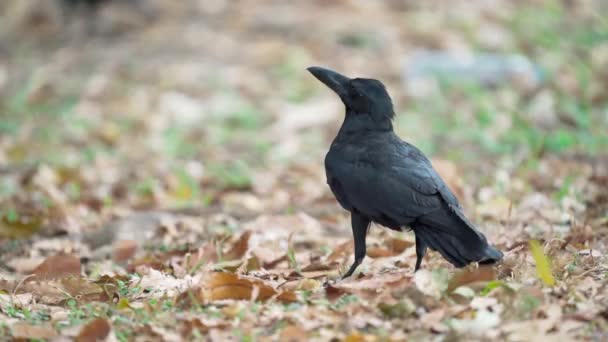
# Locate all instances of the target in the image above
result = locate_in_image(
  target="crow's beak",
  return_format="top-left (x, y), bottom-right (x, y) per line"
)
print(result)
top-left (307, 66), bottom-right (351, 99)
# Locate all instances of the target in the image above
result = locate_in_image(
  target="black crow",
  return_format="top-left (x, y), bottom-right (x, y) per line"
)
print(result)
top-left (308, 66), bottom-right (503, 278)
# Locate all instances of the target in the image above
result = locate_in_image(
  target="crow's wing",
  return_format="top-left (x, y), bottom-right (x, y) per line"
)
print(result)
top-left (325, 138), bottom-right (503, 266)
top-left (325, 142), bottom-right (459, 225)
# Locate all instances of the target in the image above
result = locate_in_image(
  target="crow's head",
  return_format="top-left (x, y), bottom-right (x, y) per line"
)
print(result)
top-left (307, 66), bottom-right (394, 122)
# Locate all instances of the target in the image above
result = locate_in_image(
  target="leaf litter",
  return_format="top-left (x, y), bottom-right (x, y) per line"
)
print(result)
top-left (1, 0), bottom-right (607, 340)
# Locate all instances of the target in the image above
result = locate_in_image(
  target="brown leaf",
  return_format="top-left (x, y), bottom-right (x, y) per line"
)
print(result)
top-left (203, 272), bottom-right (297, 303)
top-left (387, 238), bottom-right (415, 254)
top-left (447, 266), bottom-right (496, 292)
top-left (32, 254), bottom-right (81, 280)
top-left (224, 230), bottom-right (251, 261)
top-left (76, 318), bottom-right (111, 342)
top-left (300, 262), bottom-right (334, 272)
top-left (11, 323), bottom-right (57, 339)
top-left (60, 277), bottom-right (107, 302)
top-left (324, 283), bottom-right (348, 302)
top-left (113, 240), bottom-right (138, 263)
top-left (367, 246), bottom-right (395, 258)
top-left (262, 254), bottom-right (288, 269)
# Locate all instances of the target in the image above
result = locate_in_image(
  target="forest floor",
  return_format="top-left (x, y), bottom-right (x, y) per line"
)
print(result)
top-left (0, 0), bottom-right (607, 340)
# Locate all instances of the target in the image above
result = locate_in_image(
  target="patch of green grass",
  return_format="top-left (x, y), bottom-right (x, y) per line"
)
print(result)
top-left (225, 106), bottom-right (265, 131)
top-left (133, 177), bottom-right (158, 198)
top-left (331, 294), bottom-right (359, 310)
top-left (273, 48), bottom-right (315, 102)
top-left (397, 1), bottom-right (608, 161)
top-left (287, 245), bottom-right (300, 272)
top-left (163, 125), bottom-right (197, 158)
top-left (171, 167), bottom-right (202, 205)
top-left (208, 160), bottom-right (252, 190)
top-left (338, 31), bottom-right (380, 50)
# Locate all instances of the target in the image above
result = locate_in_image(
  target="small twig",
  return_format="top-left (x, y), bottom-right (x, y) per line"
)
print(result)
top-left (11, 274), bottom-right (35, 301)
top-left (573, 265), bottom-right (602, 279)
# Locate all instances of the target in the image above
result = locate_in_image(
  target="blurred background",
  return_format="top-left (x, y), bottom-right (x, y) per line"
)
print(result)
top-left (1, 0), bottom-right (608, 340)
top-left (2, 0), bottom-right (606, 212)
top-left (1, 0), bottom-right (607, 251)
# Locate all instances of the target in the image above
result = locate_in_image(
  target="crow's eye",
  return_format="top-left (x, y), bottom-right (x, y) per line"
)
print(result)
top-left (349, 84), bottom-right (362, 98)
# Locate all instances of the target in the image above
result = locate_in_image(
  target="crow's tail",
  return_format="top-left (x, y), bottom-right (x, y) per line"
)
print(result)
top-left (412, 204), bottom-right (502, 267)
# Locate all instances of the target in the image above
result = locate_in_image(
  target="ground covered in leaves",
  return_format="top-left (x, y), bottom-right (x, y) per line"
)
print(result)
top-left (1, 0), bottom-right (607, 341)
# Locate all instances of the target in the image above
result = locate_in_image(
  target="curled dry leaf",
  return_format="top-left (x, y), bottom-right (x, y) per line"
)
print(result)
top-left (76, 318), bottom-right (111, 342)
top-left (367, 246), bottom-right (395, 258)
top-left (60, 277), bottom-right (107, 302)
top-left (447, 265), bottom-right (496, 292)
top-left (366, 237), bottom-right (415, 258)
top-left (202, 272), bottom-right (297, 303)
top-left (224, 230), bottom-right (251, 261)
top-left (387, 237), bottom-right (415, 254)
top-left (32, 254), bottom-right (81, 280)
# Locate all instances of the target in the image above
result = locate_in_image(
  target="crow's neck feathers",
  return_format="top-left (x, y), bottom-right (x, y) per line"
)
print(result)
top-left (338, 109), bottom-right (394, 137)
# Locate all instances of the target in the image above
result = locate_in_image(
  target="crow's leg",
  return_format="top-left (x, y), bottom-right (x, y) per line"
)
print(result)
top-left (342, 213), bottom-right (370, 279)
top-left (415, 234), bottom-right (427, 271)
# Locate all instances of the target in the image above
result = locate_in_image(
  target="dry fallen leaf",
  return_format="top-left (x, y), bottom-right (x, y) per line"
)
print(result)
top-left (76, 318), bottom-right (111, 342)
top-left (32, 254), bottom-right (81, 280)
top-left (224, 230), bottom-right (251, 261)
top-left (386, 237), bottom-right (415, 254)
top-left (203, 272), bottom-right (297, 302)
top-left (1, 1), bottom-right (606, 341)
top-left (367, 246), bottom-right (395, 258)
top-left (447, 265), bottom-right (496, 292)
